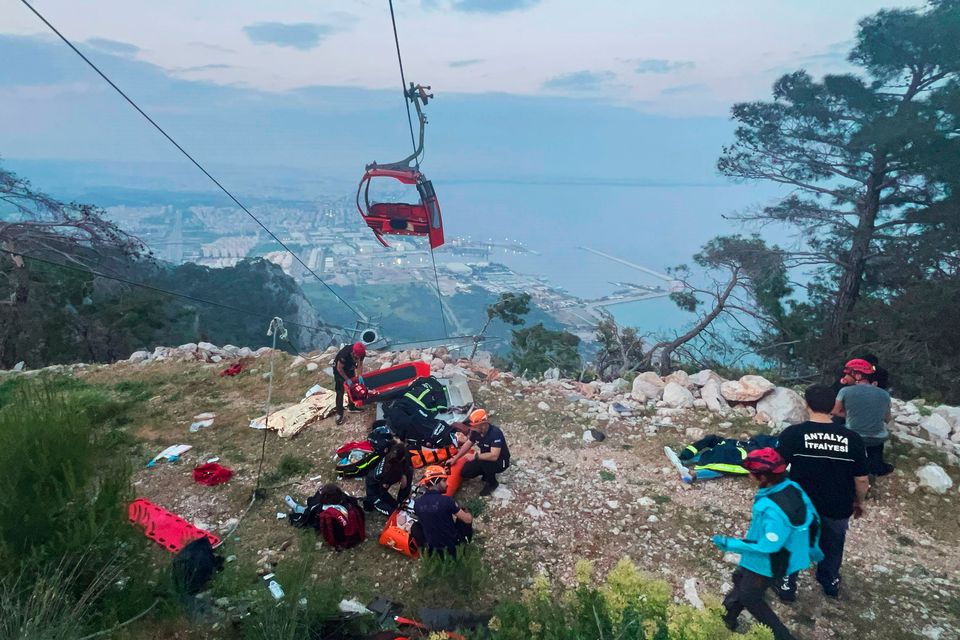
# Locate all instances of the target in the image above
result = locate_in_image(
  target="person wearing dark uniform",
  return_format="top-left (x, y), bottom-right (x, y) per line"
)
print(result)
top-left (413, 465), bottom-right (473, 557)
top-left (364, 441), bottom-right (414, 516)
top-left (445, 408), bottom-right (510, 496)
top-left (333, 342), bottom-right (366, 425)
top-left (777, 384), bottom-right (869, 600)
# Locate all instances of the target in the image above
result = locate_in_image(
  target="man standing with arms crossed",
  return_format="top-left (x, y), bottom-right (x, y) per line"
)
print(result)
top-left (777, 384), bottom-right (870, 600)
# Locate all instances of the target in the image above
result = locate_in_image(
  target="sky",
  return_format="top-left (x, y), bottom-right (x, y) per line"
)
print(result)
top-left (0, 0), bottom-right (902, 186)
top-left (0, 0), bottom-right (908, 335)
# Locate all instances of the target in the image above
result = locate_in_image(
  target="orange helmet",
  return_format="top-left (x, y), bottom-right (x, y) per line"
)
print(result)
top-left (419, 464), bottom-right (449, 486)
top-left (466, 408), bottom-right (489, 426)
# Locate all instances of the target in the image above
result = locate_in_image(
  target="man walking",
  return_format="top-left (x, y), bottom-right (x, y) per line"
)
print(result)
top-left (777, 384), bottom-right (869, 600)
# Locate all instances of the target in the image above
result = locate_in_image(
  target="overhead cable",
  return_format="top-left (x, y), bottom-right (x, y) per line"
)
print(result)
top-left (18, 0), bottom-right (367, 322)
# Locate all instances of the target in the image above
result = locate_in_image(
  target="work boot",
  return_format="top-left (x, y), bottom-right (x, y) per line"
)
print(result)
top-left (479, 480), bottom-right (499, 497)
top-left (721, 612), bottom-right (738, 632)
top-left (335, 413), bottom-right (345, 426)
top-left (821, 577), bottom-right (841, 599)
top-left (775, 576), bottom-right (797, 603)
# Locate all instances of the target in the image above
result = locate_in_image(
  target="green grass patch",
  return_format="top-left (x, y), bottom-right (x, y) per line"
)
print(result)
top-left (263, 454), bottom-right (313, 485)
top-left (599, 470), bottom-right (616, 481)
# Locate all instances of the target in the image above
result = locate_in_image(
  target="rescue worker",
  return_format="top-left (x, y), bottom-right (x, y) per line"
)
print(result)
top-left (413, 465), bottom-right (473, 557)
top-left (712, 448), bottom-right (823, 640)
top-left (833, 358), bottom-right (893, 476)
top-left (333, 342), bottom-right (366, 425)
top-left (669, 433), bottom-right (779, 483)
top-left (364, 440), bottom-right (413, 515)
top-left (445, 408), bottom-right (510, 496)
top-left (777, 384), bottom-right (870, 600)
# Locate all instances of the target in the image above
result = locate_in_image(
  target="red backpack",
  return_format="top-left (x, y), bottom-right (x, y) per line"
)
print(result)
top-left (318, 502), bottom-right (366, 551)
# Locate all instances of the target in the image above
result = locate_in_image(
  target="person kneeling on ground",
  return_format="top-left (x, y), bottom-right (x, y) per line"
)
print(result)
top-left (712, 448), bottom-right (823, 640)
top-left (364, 440), bottom-right (413, 515)
top-left (413, 465), bottom-right (473, 557)
top-left (445, 408), bottom-right (510, 496)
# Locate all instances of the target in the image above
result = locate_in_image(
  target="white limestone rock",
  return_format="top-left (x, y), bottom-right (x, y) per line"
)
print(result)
top-left (920, 414), bottom-right (952, 441)
top-left (662, 382), bottom-right (695, 409)
top-left (721, 375), bottom-right (776, 402)
top-left (631, 371), bottom-right (665, 402)
top-left (915, 463), bottom-right (954, 494)
top-left (689, 369), bottom-right (725, 387)
top-left (756, 387), bottom-right (808, 430)
top-left (701, 380), bottom-right (730, 414)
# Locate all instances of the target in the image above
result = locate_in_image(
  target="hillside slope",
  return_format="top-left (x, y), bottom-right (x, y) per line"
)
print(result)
top-left (5, 347), bottom-right (958, 640)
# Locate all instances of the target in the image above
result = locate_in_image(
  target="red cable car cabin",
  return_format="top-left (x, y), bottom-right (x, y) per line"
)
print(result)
top-left (356, 166), bottom-right (444, 249)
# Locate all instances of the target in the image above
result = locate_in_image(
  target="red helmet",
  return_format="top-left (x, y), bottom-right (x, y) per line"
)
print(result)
top-left (352, 342), bottom-right (366, 358)
top-left (843, 359), bottom-right (875, 375)
top-left (743, 448), bottom-right (787, 474)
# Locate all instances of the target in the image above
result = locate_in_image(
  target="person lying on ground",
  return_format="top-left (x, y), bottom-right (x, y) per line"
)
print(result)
top-left (712, 448), bottom-right (823, 640)
top-left (664, 433), bottom-right (779, 484)
top-left (444, 408), bottom-right (510, 497)
top-left (413, 465), bottom-right (473, 557)
top-left (776, 384), bottom-right (869, 601)
top-left (333, 342), bottom-right (366, 426)
top-left (832, 359), bottom-right (894, 476)
top-left (364, 441), bottom-right (414, 515)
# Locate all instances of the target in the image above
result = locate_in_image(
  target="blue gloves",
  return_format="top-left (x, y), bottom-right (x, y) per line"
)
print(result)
top-left (357, 376), bottom-right (365, 386)
top-left (712, 535), bottom-right (730, 550)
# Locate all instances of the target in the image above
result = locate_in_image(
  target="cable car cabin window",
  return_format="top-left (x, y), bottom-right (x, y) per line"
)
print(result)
top-left (356, 168), bottom-right (445, 249)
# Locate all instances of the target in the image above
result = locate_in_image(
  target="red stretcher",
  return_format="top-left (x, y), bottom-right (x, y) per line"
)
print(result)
top-left (128, 498), bottom-right (220, 553)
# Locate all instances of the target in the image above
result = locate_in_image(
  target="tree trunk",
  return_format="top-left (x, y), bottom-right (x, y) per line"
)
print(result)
top-left (648, 269), bottom-right (740, 373)
top-left (827, 159), bottom-right (885, 348)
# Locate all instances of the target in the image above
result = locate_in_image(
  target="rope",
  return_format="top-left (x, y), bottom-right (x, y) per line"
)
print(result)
top-left (254, 317), bottom-right (286, 493)
top-left (0, 248), bottom-right (350, 341)
top-left (428, 245), bottom-right (448, 337)
top-left (388, 0), bottom-right (419, 168)
top-left (18, 0), bottom-right (367, 323)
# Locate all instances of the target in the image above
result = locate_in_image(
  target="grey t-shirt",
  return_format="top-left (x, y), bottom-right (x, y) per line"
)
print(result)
top-left (837, 384), bottom-right (891, 444)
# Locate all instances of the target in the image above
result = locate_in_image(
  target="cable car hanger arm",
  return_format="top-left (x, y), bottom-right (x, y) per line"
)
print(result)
top-left (367, 83), bottom-right (432, 172)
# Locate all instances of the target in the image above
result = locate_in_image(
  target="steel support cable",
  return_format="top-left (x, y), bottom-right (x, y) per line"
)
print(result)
top-left (0, 248), bottom-right (351, 340)
top-left (18, 0), bottom-right (367, 323)
top-left (388, 0), bottom-right (420, 167)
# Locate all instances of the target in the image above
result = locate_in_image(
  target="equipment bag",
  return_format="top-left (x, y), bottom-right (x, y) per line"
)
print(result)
top-left (336, 449), bottom-right (382, 478)
top-left (318, 502), bottom-right (366, 551)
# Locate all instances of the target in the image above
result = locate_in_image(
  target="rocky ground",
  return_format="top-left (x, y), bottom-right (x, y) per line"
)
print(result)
top-left (5, 343), bottom-right (959, 640)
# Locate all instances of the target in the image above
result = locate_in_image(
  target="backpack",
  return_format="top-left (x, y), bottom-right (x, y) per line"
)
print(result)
top-left (336, 448), bottom-right (382, 478)
top-left (318, 501), bottom-right (366, 551)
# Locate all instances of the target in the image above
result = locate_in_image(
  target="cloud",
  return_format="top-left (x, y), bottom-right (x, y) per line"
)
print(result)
top-left (633, 58), bottom-right (694, 74)
top-left (188, 41), bottom-right (236, 54)
top-left (449, 58), bottom-right (484, 68)
top-left (443, 0), bottom-right (541, 14)
top-left (542, 70), bottom-right (616, 92)
top-left (661, 83), bottom-right (708, 95)
top-left (167, 64), bottom-right (234, 74)
top-left (85, 38), bottom-right (139, 57)
top-left (242, 22), bottom-right (336, 50)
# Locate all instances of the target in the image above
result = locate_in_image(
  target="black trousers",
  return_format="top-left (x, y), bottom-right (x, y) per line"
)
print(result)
top-left (783, 516), bottom-right (848, 591)
top-left (424, 520), bottom-right (474, 558)
top-left (334, 371), bottom-right (354, 415)
top-left (461, 456), bottom-right (509, 485)
top-left (363, 468), bottom-right (413, 513)
top-left (865, 443), bottom-right (893, 475)
top-left (723, 568), bottom-right (794, 640)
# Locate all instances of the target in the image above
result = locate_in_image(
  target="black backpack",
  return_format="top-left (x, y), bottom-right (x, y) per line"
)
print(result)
top-left (171, 537), bottom-right (223, 595)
